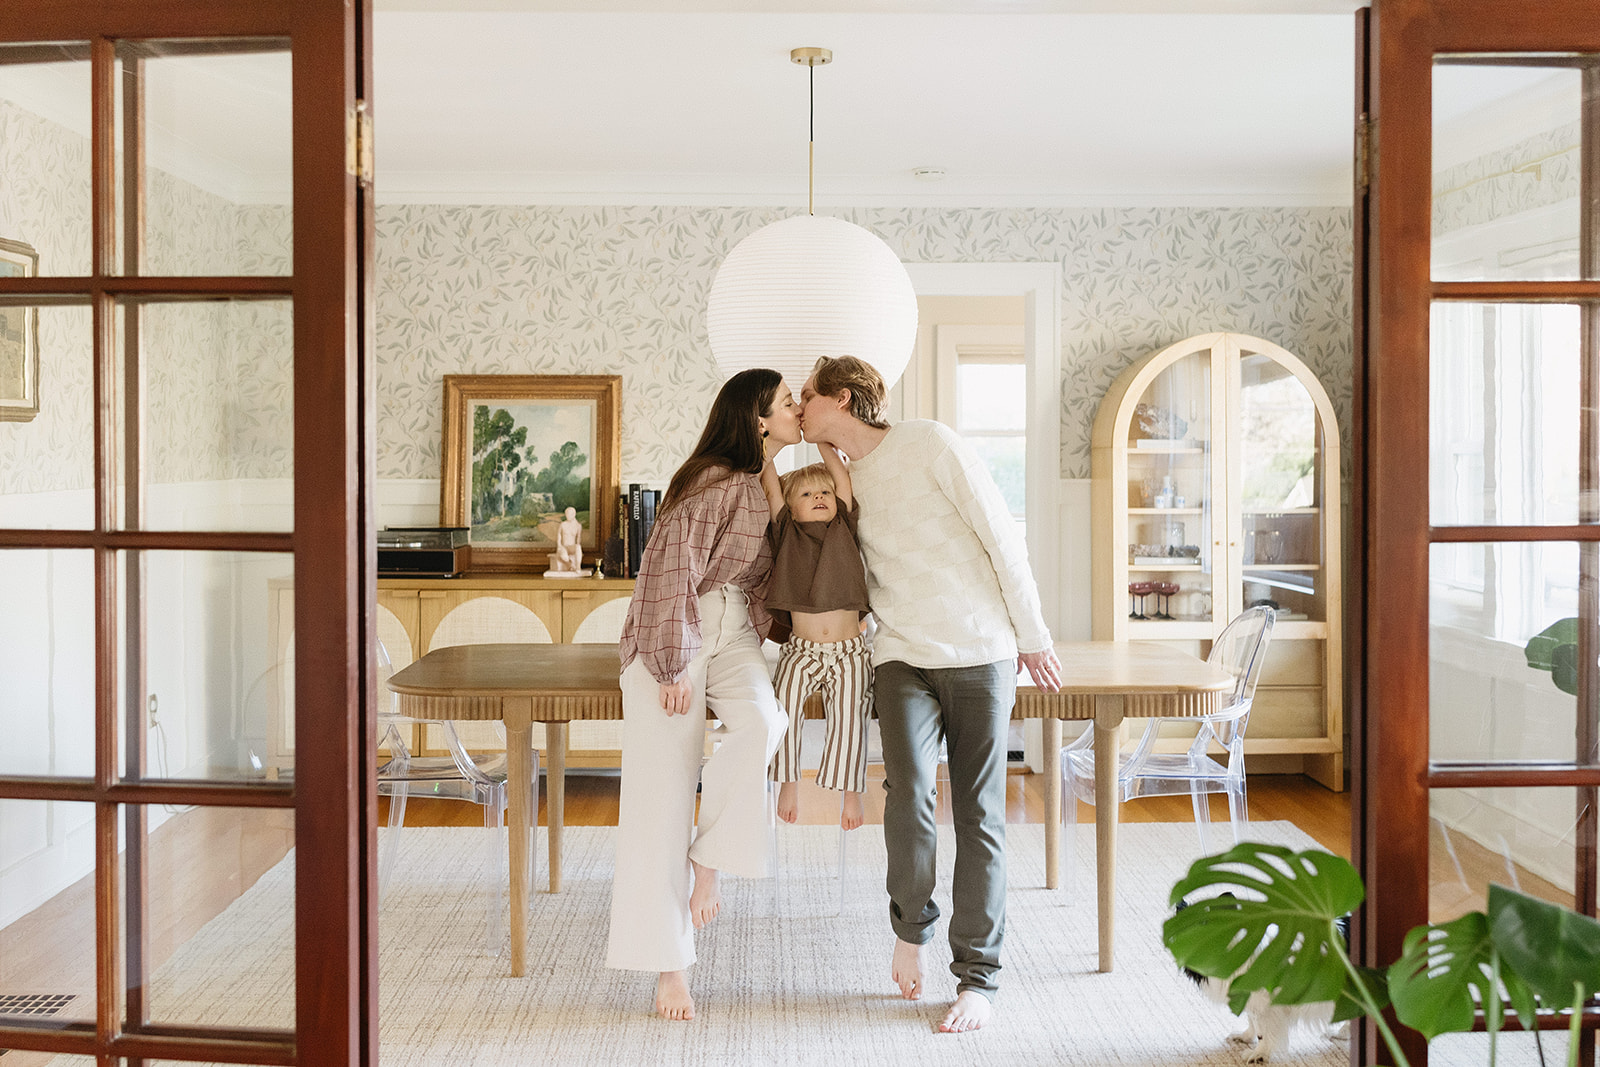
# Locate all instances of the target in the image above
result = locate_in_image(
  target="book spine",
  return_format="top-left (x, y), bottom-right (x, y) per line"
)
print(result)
top-left (640, 489), bottom-right (658, 561)
top-left (628, 483), bottom-right (644, 578)
top-left (617, 493), bottom-right (630, 577)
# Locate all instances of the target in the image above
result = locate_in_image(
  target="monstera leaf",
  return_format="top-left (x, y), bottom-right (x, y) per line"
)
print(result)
top-left (1333, 965), bottom-right (1390, 1024)
top-left (1388, 910), bottom-right (1537, 1040)
top-left (1165, 843), bottom-right (1366, 1015)
top-left (1489, 884), bottom-right (1600, 1010)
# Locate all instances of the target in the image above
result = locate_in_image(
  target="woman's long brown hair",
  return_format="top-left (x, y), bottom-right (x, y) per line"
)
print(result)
top-left (657, 367), bottom-right (784, 518)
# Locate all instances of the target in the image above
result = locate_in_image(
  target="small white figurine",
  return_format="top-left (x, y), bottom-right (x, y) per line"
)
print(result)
top-left (546, 506), bottom-right (589, 576)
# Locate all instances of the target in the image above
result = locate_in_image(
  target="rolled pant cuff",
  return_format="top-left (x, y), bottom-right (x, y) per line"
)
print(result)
top-left (889, 919), bottom-right (937, 947)
top-left (955, 982), bottom-right (997, 1001)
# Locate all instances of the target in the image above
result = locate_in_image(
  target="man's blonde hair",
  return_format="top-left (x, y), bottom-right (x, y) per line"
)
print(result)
top-left (810, 355), bottom-right (889, 429)
top-left (779, 463), bottom-right (835, 509)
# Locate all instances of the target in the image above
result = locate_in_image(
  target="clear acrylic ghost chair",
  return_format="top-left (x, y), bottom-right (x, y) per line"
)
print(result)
top-left (1060, 605), bottom-right (1276, 879)
top-left (376, 640), bottom-right (536, 955)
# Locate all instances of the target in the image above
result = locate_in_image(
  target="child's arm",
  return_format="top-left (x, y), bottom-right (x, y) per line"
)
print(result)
top-left (759, 456), bottom-right (785, 519)
top-left (819, 443), bottom-right (853, 509)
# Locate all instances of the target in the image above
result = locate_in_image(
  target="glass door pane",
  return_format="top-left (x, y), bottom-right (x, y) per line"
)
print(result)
top-left (1432, 62), bottom-right (1584, 282)
top-left (116, 41), bottom-right (292, 278)
top-left (0, 44), bottom-right (93, 278)
top-left (1236, 351), bottom-right (1326, 624)
top-left (1430, 301), bottom-right (1581, 527)
top-left (1125, 350), bottom-right (1213, 629)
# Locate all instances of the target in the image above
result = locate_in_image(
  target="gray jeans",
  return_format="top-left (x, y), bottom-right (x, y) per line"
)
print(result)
top-left (874, 659), bottom-right (1016, 998)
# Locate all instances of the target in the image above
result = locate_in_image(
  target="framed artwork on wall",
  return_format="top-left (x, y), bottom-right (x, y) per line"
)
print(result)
top-left (0, 237), bottom-right (40, 423)
top-left (440, 374), bottom-right (621, 572)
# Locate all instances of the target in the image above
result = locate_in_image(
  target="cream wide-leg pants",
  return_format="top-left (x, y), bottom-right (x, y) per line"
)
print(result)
top-left (606, 585), bottom-right (786, 973)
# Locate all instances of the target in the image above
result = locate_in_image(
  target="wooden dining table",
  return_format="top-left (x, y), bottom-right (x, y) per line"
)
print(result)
top-left (386, 639), bottom-right (1231, 976)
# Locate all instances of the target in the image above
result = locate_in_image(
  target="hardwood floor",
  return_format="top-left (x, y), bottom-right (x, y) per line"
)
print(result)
top-left (383, 767), bottom-right (1355, 857)
top-left (0, 772), bottom-right (1344, 1065)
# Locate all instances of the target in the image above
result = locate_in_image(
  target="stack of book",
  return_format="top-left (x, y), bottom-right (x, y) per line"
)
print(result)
top-left (620, 483), bottom-right (660, 578)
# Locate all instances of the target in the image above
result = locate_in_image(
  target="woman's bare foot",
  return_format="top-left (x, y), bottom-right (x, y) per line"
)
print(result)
top-left (939, 990), bottom-right (993, 1033)
top-left (689, 860), bottom-right (722, 928)
top-left (841, 790), bottom-right (864, 831)
top-left (891, 938), bottom-right (924, 1000)
top-left (776, 781), bottom-right (800, 824)
top-left (656, 971), bottom-right (695, 1021)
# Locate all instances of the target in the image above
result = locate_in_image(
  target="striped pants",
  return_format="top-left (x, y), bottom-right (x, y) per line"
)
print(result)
top-left (768, 634), bottom-right (873, 793)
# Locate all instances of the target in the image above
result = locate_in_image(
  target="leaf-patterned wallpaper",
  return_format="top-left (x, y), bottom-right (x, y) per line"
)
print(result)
top-left (377, 204), bottom-right (1354, 484)
top-left (0, 100), bottom-right (295, 496)
top-left (2, 97), bottom-right (1355, 496)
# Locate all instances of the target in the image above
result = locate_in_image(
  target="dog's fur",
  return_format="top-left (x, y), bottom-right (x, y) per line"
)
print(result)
top-left (1175, 899), bottom-right (1351, 1063)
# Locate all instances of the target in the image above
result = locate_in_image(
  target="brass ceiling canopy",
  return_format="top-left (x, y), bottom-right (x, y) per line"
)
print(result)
top-left (789, 47), bottom-right (832, 67)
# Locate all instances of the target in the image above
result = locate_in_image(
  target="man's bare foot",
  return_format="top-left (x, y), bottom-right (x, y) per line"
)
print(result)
top-left (891, 938), bottom-right (925, 1000)
top-left (776, 781), bottom-right (800, 824)
top-left (689, 860), bottom-right (721, 928)
top-left (655, 971), bottom-right (695, 1021)
top-left (841, 790), bottom-right (864, 831)
top-left (939, 989), bottom-right (993, 1033)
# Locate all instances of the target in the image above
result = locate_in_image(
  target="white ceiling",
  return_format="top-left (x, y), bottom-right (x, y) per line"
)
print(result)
top-left (0, 2), bottom-right (1371, 208)
top-left (372, 6), bottom-right (1361, 206)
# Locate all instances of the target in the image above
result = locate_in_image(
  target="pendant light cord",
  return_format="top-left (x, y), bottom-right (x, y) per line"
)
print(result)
top-left (808, 61), bottom-right (815, 216)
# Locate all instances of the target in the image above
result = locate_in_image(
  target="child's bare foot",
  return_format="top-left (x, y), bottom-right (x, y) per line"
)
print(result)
top-left (939, 990), bottom-right (992, 1033)
top-left (841, 790), bottom-right (864, 831)
top-left (776, 781), bottom-right (799, 824)
top-left (689, 860), bottom-right (721, 928)
top-left (891, 938), bottom-right (924, 1000)
top-left (656, 971), bottom-right (695, 1020)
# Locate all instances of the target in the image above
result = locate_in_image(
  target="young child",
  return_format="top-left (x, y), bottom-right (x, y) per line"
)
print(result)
top-left (761, 443), bottom-right (874, 830)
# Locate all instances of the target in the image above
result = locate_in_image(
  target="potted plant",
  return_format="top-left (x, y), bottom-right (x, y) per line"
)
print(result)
top-left (1164, 842), bottom-right (1600, 1067)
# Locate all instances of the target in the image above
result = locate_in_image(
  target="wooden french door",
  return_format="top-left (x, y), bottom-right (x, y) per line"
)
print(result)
top-left (0, 2), bottom-right (376, 1065)
top-left (1360, 1), bottom-right (1600, 1063)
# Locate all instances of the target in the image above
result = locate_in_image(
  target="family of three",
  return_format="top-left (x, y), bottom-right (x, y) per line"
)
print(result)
top-left (605, 356), bottom-right (1063, 1032)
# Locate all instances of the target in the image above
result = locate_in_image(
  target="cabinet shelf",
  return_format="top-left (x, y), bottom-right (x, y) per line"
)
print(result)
top-left (1243, 507), bottom-right (1321, 515)
top-left (1242, 564), bottom-right (1321, 572)
top-left (1129, 507), bottom-right (1205, 516)
top-left (1128, 446), bottom-right (1206, 455)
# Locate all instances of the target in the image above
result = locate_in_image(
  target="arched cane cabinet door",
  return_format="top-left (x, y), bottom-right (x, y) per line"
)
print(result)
top-left (0, 2), bottom-right (376, 1065)
top-left (1362, 2), bottom-right (1600, 1063)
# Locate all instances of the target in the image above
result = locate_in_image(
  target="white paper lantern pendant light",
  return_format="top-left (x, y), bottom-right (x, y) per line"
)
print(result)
top-left (706, 47), bottom-right (918, 400)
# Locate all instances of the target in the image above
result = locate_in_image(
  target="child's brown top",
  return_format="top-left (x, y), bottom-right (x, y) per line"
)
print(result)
top-left (765, 499), bottom-right (871, 632)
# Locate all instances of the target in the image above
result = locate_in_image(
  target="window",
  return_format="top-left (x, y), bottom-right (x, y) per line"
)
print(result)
top-left (934, 323), bottom-right (1028, 535)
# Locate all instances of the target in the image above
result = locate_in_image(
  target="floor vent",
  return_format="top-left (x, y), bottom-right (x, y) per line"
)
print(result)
top-left (0, 992), bottom-right (76, 1018)
top-left (1006, 749), bottom-right (1026, 764)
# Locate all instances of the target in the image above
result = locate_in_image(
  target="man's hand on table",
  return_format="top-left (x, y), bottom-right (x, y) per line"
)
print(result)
top-left (1019, 648), bottom-right (1063, 693)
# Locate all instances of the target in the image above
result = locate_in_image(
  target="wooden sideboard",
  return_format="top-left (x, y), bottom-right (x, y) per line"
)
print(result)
top-left (267, 575), bottom-right (635, 773)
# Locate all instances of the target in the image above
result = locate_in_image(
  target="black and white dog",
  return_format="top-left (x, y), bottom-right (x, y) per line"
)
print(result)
top-left (1174, 897), bottom-right (1352, 1063)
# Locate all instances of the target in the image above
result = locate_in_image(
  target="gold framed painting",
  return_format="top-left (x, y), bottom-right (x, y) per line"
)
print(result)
top-left (440, 374), bottom-right (621, 573)
top-left (0, 237), bottom-right (40, 423)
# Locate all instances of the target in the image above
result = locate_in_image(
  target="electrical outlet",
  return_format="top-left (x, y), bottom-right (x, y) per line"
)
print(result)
top-left (147, 694), bottom-right (159, 727)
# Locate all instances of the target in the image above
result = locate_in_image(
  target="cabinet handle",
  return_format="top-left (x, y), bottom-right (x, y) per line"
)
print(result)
top-left (418, 591), bottom-right (447, 599)
top-left (562, 591), bottom-right (591, 600)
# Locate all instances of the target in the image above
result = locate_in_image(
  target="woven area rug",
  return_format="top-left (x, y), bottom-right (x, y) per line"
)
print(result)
top-left (101, 822), bottom-right (1373, 1067)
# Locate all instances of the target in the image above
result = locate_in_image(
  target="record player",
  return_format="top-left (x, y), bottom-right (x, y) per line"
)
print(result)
top-left (377, 527), bottom-right (471, 577)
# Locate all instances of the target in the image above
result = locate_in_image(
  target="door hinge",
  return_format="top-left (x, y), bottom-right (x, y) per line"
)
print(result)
top-left (1355, 112), bottom-right (1372, 196)
top-left (347, 99), bottom-right (373, 185)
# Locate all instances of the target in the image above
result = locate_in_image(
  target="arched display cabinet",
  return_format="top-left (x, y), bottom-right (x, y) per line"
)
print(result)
top-left (1090, 332), bottom-right (1344, 789)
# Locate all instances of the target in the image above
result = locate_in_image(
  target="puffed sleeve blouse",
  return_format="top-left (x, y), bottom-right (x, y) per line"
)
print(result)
top-left (618, 468), bottom-right (775, 684)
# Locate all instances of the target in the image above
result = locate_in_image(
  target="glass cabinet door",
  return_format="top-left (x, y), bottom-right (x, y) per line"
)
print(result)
top-left (1235, 348), bottom-right (1326, 622)
top-left (1124, 349), bottom-right (1214, 629)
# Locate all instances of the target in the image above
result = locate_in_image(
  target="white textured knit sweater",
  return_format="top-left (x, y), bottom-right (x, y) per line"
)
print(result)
top-left (848, 420), bottom-right (1052, 669)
